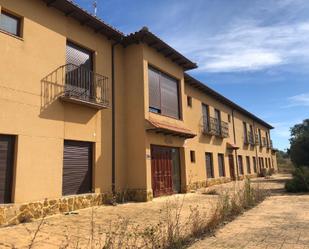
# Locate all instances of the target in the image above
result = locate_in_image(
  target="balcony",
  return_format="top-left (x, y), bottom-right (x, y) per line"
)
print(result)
top-left (43, 64), bottom-right (109, 110)
top-left (245, 131), bottom-right (255, 145)
top-left (255, 134), bottom-right (260, 146)
top-left (202, 116), bottom-right (229, 138)
top-left (262, 137), bottom-right (267, 147)
top-left (267, 140), bottom-right (273, 149)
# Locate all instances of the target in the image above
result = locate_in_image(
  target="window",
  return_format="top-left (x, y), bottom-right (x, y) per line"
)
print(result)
top-left (265, 158), bottom-right (268, 168)
top-left (266, 131), bottom-right (269, 147)
top-left (202, 104), bottom-right (210, 132)
top-left (148, 67), bottom-right (180, 119)
top-left (228, 114), bottom-right (231, 123)
top-left (253, 156), bottom-right (257, 173)
top-left (246, 156), bottom-right (251, 174)
top-left (243, 122), bottom-right (248, 144)
top-left (190, 150), bottom-right (196, 163)
top-left (205, 153), bottom-right (214, 178)
top-left (0, 10), bottom-right (21, 37)
top-left (259, 157), bottom-right (264, 168)
top-left (218, 154), bottom-right (225, 177)
top-left (268, 158), bottom-right (271, 168)
top-left (238, 155), bottom-right (244, 175)
top-left (214, 109), bottom-right (221, 135)
top-left (258, 129), bottom-right (262, 146)
top-left (187, 96), bottom-right (192, 107)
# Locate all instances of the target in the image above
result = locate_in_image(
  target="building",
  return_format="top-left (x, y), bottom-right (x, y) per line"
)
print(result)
top-left (0, 0), bottom-right (277, 224)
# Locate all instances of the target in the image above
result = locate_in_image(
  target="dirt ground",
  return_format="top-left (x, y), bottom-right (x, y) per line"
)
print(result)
top-left (190, 176), bottom-right (309, 249)
top-left (0, 174), bottom-right (293, 248)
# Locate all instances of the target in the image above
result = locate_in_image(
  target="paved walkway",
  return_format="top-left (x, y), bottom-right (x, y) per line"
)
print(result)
top-left (0, 174), bottom-right (307, 249)
top-left (190, 180), bottom-right (309, 249)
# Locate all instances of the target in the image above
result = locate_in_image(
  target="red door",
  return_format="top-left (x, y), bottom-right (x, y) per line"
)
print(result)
top-left (151, 146), bottom-right (174, 197)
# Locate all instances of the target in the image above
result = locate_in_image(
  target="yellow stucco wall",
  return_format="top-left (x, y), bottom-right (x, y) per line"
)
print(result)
top-left (0, 0), bottom-right (278, 204)
top-left (0, 0), bottom-right (113, 202)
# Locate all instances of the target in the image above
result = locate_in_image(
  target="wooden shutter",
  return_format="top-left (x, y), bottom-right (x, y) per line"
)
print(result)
top-left (218, 154), bottom-right (225, 177)
top-left (63, 140), bottom-right (93, 196)
top-left (148, 67), bottom-right (161, 111)
top-left (0, 135), bottom-right (15, 204)
top-left (160, 73), bottom-right (179, 119)
top-left (205, 153), bottom-right (213, 178)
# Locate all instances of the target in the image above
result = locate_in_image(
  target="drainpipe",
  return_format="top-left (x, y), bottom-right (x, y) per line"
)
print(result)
top-left (231, 109), bottom-right (239, 179)
top-left (111, 40), bottom-right (120, 195)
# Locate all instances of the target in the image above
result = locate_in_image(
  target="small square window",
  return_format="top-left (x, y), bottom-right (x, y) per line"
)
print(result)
top-left (190, 150), bottom-right (196, 163)
top-left (0, 10), bottom-right (21, 37)
top-left (187, 96), bottom-right (192, 107)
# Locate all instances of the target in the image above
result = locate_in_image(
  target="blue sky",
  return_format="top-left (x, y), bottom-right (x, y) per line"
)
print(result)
top-left (75, 0), bottom-right (309, 151)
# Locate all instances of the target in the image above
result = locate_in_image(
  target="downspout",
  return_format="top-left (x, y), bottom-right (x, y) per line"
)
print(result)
top-left (231, 109), bottom-right (239, 179)
top-left (111, 40), bottom-right (121, 195)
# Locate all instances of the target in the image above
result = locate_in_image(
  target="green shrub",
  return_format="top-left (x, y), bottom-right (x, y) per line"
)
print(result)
top-left (285, 167), bottom-right (309, 192)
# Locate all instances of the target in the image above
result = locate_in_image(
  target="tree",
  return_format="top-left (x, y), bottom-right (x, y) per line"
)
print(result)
top-left (289, 119), bottom-right (309, 167)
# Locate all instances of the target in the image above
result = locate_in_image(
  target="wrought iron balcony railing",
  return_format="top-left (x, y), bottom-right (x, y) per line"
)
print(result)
top-left (43, 64), bottom-right (109, 109)
top-left (262, 137), bottom-right (267, 147)
top-left (202, 116), bottom-right (229, 138)
top-left (255, 134), bottom-right (260, 145)
top-left (247, 131), bottom-right (255, 145)
top-left (267, 139), bottom-right (273, 149)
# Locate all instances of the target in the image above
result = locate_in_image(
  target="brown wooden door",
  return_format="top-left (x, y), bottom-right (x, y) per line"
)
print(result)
top-left (0, 135), bottom-right (15, 204)
top-left (151, 146), bottom-right (175, 197)
top-left (63, 140), bottom-right (93, 196)
top-left (228, 154), bottom-right (236, 181)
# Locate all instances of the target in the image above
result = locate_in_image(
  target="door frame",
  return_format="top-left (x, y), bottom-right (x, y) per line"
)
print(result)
top-left (150, 145), bottom-right (181, 197)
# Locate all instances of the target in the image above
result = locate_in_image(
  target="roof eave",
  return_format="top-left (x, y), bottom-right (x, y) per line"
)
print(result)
top-left (123, 28), bottom-right (197, 71)
top-left (185, 74), bottom-right (274, 129)
top-left (42, 0), bottom-right (124, 41)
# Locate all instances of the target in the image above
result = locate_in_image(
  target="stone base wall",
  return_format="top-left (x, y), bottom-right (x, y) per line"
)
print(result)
top-left (186, 177), bottom-right (231, 192)
top-left (116, 189), bottom-right (153, 202)
top-left (0, 193), bottom-right (108, 227)
top-left (0, 189), bottom-right (155, 227)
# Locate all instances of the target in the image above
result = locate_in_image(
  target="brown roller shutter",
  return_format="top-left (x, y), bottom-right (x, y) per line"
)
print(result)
top-left (148, 67), bottom-right (161, 111)
top-left (205, 152), bottom-right (214, 178)
top-left (63, 140), bottom-right (93, 196)
top-left (218, 154), bottom-right (225, 177)
top-left (66, 41), bottom-right (93, 70)
top-left (160, 73), bottom-right (179, 119)
top-left (0, 135), bottom-right (15, 204)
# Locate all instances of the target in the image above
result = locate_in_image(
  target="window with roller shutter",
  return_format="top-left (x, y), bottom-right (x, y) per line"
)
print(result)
top-left (62, 140), bottom-right (93, 196)
top-left (148, 66), bottom-right (180, 119)
top-left (0, 135), bottom-right (15, 204)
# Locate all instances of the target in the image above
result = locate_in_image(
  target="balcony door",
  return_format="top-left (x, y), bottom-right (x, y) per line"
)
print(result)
top-left (202, 104), bottom-right (209, 132)
top-left (214, 109), bottom-right (221, 135)
top-left (65, 42), bottom-right (94, 100)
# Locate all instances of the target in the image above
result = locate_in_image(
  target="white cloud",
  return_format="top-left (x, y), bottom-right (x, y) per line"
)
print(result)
top-left (287, 93), bottom-right (309, 107)
top-left (168, 20), bottom-right (309, 72)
